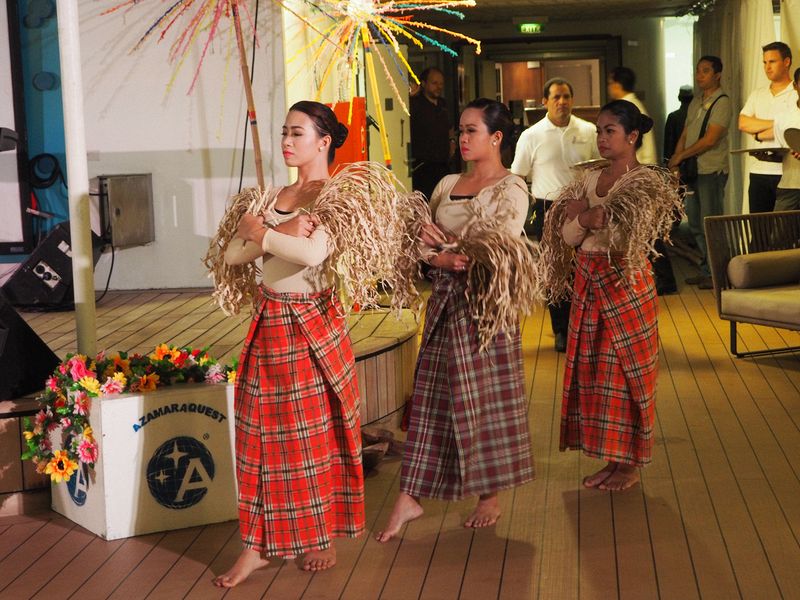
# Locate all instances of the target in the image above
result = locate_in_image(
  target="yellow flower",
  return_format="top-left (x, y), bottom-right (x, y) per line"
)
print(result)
top-left (79, 376), bottom-right (101, 395)
top-left (23, 430), bottom-right (35, 441)
top-left (36, 460), bottom-right (48, 474)
top-left (45, 450), bottom-right (78, 483)
top-left (112, 372), bottom-right (127, 387)
top-left (139, 373), bottom-right (160, 392)
top-left (227, 370), bottom-right (236, 384)
top-left (83, 426), bottom-right (94, 443)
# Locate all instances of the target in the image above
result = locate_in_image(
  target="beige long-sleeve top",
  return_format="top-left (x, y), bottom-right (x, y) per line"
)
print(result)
top-left (223, 187), bottom-right (332, 294)
top-left (561, 169), bottom-right (625, 251)
top-left (427, 173), bottom-right (529, 244)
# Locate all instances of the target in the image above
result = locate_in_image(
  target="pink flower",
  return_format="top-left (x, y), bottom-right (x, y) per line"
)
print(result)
top-left (204, 364), bottom-right (225, 384)
top-left (100, 376), bottom-right (124, 396)
top-left (47, 377), bottom-right (59, 391)
top-left (69, 358), bottom-right (94, 382)
top-left (60, 417), bottom-right (72, 429)
top-left (72, 391), bottom-right (90, 416)
top-left (77, 439), bottom-right (98, 464)
top-left (58, 364), bottom-right (68, 375)
top-left (95, 350), bottom-right (106, 362)
top-left (35, 410), bottom-right (48, 426)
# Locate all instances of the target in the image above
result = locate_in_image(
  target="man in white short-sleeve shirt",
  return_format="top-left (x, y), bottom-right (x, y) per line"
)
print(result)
top-left (739, 41), bottom-right (794, 213)
top-left (510, 77), bottom-right (598, 352)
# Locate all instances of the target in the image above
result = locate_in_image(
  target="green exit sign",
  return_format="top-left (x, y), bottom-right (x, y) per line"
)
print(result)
top-left (519, 23), bottom-right (543, 34)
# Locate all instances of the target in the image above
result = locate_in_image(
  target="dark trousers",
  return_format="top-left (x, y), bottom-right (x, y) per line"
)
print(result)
top-left (412, 161), bottom-right (451, 202)
top-left (650, 238), bottom-right (677, 293)
top-left (748, 173), bottom-right (781, 213)
top-left (528, 197), bottom-right (572, 335)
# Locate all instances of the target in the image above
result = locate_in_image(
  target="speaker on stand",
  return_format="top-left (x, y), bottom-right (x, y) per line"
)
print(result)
top-left (1, 221), bottom-right (102, 310)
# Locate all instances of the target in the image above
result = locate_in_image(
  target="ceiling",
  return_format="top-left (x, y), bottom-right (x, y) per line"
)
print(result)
top-left (447, 0), bottom-right (698, 22)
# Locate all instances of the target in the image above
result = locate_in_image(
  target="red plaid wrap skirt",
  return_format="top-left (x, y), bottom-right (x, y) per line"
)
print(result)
top-left (560, 250), bottom-right (658, 467)
top-left (400, 271), bottom-right (534, 500)
top-left (234, 286), bottom-right (364, 557)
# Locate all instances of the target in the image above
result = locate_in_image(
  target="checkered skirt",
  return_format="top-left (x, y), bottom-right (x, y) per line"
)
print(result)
top-left (400, 271), bottom-right (534, 500)
top-left (560, 250), bottom-right (658, 467)
top-left (234, 286), bottom-right (364, 557)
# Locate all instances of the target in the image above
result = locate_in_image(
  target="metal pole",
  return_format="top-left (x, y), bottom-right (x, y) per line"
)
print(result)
top-left (56, 0), bottom-right (96, 356)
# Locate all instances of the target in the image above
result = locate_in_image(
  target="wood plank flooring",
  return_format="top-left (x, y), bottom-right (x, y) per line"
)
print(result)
top-left (1, 259), bottom-right (799, 600)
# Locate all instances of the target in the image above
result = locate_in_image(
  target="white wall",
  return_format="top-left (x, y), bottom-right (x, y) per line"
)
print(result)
top-left (78, 1), bottom-right (287, 290)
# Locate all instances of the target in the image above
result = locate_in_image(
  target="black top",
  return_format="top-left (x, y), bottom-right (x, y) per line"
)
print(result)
top-left (663, 104), bottom-right (689, 163)
top-left (410, 93), bottom-right (451, 164)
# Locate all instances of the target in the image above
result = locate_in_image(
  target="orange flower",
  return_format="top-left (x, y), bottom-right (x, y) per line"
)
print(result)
top-left (151, 344), bottom-right (172, 361)
top-left (111, 355), bottom-right (131, 376)
top-left (45, 450), bottom-right (78, 483)
top-left (138, 373), bottom-right (160, 392)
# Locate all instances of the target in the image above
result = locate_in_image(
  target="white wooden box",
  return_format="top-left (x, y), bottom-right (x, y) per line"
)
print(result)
top-left (51, 384), bottom-right (237, 540)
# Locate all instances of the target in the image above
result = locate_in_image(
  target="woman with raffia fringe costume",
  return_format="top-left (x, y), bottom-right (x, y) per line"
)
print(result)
top-left (210, 102), bottom-right (364, 587)
top-left (377, 99), bottom-right (535, 542)
top-left (540, 100), bottom-right (683, 492)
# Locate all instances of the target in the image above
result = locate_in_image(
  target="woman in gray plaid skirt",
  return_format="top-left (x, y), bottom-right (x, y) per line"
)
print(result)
top-left (377, 99), bottom-right (534, 542)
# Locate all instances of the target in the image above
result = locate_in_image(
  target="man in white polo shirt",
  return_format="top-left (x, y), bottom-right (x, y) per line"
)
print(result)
top-left (511, 77), bottom-right (598, 352)
top-left (739, 42), bottom-right (795, 213)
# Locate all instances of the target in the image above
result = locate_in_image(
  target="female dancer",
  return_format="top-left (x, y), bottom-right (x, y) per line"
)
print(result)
top-left (544, 99), bottom-right (679, 491)
top-left (214, 101), bottom-right (364, 586)
top-left (377, 98), bottom-right (534, 542)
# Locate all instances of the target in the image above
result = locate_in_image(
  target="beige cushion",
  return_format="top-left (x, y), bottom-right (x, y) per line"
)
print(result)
top-left (726, 248), bottom-right (800, 288)
top-left (720, 284), bottom-right (800, 327)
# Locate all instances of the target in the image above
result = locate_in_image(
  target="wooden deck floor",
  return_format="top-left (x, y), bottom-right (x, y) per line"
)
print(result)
top-left (1, 258), bottom-right (799, 600)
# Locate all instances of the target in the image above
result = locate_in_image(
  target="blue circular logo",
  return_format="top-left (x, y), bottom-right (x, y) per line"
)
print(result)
top-left (146, 436), bottom-right (215, 509)
top-left (67, 462), bottom-right (90, 507)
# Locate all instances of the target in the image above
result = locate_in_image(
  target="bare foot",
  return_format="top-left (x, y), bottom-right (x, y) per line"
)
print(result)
top-left (302, 545), bottom-right (336, 571)
top-left (583, 462), bottom-right (617, 488)
top-left (598, 463), bottom-right (640, 491)
top-left (375, 492), bottom-right (424, 543)
top-left (464, 493), bottom-right (501, 528)
top-left (212, 547), bottom-right (269, 588)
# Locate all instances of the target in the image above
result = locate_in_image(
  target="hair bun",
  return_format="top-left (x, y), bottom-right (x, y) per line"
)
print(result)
top-left (639, 114), bottom-right (654, 135)
top-left (333, 122), bottom-right (348, 148)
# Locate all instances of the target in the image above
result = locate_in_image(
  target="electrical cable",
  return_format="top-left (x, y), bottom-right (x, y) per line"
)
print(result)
top-left (94, 242), bottom-right (115, 304)
top-left (237, 0), bottom-right (260, 194)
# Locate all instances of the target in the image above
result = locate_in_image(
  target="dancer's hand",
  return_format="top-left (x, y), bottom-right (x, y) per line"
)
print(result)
top-left (565, 198), bottom-right (587, 220)
top-left (274, 214), bottom-right (317, 238)
top-left (237, 214), bottom-right (268, 244)
top-left (431, 251), bottom-right (470, 272)
top-left (419, 223), bottom-right (449, 248)
top-left (578, 206), bottom-right (607, 229)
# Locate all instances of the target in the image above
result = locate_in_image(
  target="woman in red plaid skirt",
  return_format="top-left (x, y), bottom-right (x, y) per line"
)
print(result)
top-left (542, 100), bottom-right (682, 491)
top-left (377, 99), bottom-right (534, 542)
top-left (213, 102), bottom-right (364, 587)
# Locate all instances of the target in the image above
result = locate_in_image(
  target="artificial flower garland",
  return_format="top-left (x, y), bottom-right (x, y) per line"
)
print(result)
top-left (21, 344), bottom-right (237, 484)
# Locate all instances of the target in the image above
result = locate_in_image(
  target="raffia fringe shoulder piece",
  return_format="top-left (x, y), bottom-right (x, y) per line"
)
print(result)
top-left (312, 161), bottom-right (430, 316)
top-left (203, 186), bottom-right (276, 316)
top-left (539, 165), bottom-right (685, 304)
top-left (204, 163), bottom-right (431, 317)
top-left (453, 178), bottom-right (545, 352)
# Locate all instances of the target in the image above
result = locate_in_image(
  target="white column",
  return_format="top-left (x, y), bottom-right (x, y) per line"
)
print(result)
top-left (56, 0), bottom-right (96, 355)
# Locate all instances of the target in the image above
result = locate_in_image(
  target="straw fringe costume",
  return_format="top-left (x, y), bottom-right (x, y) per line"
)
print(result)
top-left (400, 174), bottom-right (535, 500)
top-left (541, 166), bottom-right (683, 467)
top-left (225, 187), bottom-right (364, 557)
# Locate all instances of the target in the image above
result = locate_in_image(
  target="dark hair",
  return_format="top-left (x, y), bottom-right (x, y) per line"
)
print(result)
top-left (464, 98), bottom-right (514, 150)
top-left (420, 67), bottom-right (443, 83)
top-left (698, 55), bottom-right (723, 74)
top-left (794, 67), bottom-right (800, 85)
top-left (762, 41), bottom-right (792, 64)
top-left (610, 66), bottom-right (636, 92)
top-left (599, 99), bottom-right (653, 150)
top-left (543, 77), bottom-right (574, 99)
top-left (289, 100), bottom-right (348, 164)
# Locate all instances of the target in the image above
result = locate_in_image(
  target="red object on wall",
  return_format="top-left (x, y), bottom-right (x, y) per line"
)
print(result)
top-left (328, 98), bottom-right (367, 173)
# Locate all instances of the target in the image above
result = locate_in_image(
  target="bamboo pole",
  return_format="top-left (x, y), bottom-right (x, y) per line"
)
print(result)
top-left (56, 0), bottom-right (96, 356)
top-left (231, 1), bottom-right (265, 190)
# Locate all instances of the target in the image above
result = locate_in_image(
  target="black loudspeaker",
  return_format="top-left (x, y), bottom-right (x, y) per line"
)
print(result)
top-left (1, 222), bottom-right (102, 309)
top-left (0, 292), bottom-right (60, 400)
